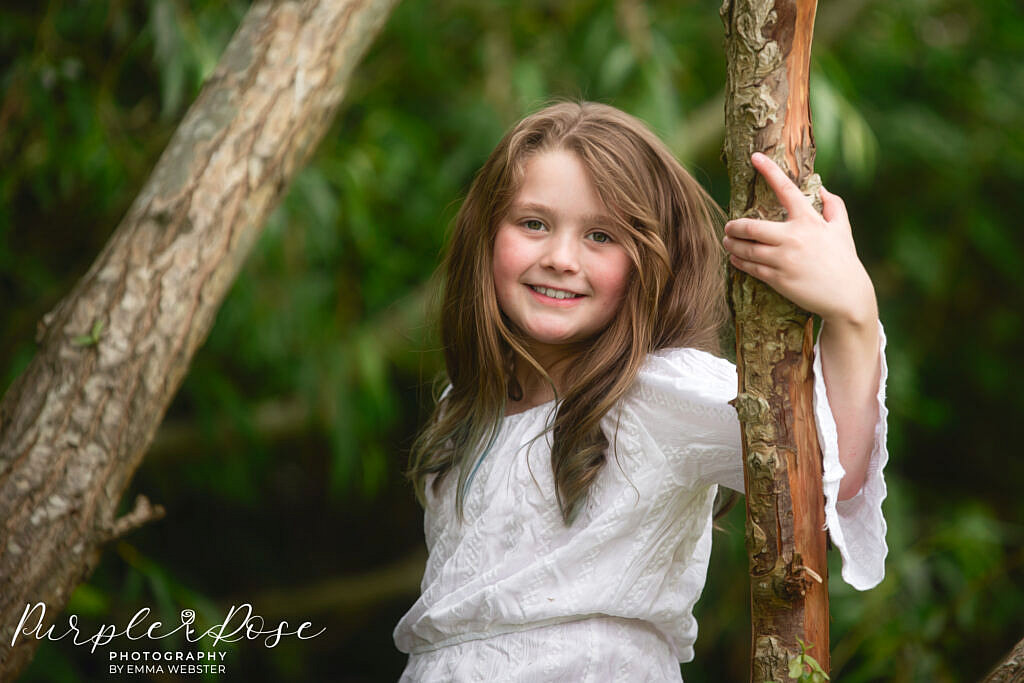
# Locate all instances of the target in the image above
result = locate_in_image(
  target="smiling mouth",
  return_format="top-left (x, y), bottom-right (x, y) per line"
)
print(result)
top-left (529, 285), bottom-right (584, 300)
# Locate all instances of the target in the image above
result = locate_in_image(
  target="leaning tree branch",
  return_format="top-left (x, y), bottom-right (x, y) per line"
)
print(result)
top-left (0, 0), bottom-right (399, 677)
top-left (982, 636), bottom-right (1024, 683)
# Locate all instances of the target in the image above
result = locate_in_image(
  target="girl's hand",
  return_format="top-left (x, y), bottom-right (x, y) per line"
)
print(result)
top-left (722, 152), bottom-right (877, 328)
top-left (726, 153), bottom-right (882, 501)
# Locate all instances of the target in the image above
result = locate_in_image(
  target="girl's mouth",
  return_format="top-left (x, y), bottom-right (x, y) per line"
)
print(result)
top-left (528, 285), bottom-right (583, 300)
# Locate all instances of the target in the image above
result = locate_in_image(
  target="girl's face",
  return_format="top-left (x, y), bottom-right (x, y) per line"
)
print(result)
top-left (492, 149), bottom-right (632, 365)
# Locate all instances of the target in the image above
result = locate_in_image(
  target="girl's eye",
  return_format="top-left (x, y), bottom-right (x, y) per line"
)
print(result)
top-left (587, 231), bottom-right (613, 244)
top-left (523, 219), bottom-right (546, 231)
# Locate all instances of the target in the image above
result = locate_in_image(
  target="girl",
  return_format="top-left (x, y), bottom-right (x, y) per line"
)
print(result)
top-left (393, 101), bottom-right (887, 681)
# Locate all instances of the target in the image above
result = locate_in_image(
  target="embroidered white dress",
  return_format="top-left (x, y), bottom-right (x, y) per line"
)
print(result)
top-left (394, 325), bottom-right (889, 682)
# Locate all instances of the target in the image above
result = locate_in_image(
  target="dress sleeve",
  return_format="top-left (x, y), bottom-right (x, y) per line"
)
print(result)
top-left (632, 321), bottom-right (889, 591)
top-left (628, 346), bottom-right (747, 493)
top-left (814, 320), bottom-right (889, 590)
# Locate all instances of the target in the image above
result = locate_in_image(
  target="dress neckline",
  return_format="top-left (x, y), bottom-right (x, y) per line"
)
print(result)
top-left (503, 398), bottom-right (557, 420)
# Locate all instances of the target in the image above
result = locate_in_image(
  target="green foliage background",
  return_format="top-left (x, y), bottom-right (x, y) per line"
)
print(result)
top-left (2, 0), bottom-right (1022, 680)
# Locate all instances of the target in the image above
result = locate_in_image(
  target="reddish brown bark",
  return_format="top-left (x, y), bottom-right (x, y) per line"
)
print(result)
top-left (721, 0), bottom-right (828, 680)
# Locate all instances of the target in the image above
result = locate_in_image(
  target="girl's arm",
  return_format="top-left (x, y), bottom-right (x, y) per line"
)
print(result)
top-left (721, 152), bottom-right (881, 501)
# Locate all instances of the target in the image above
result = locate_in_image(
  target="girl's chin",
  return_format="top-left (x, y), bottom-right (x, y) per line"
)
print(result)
top-left (522, 329), bottom-right (578, 345)
top-left (521, 330), bottom-right (593, 350)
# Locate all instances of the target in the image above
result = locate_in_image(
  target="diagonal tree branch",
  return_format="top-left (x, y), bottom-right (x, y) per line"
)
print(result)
top-left (0, 0), bottom-right (399, 677)
top-left (982, 636), bottom-right (1024, 683)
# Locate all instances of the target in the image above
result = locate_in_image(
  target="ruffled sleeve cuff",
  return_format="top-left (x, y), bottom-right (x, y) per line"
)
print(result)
top-left (814, 319), bottom-right (889, 591)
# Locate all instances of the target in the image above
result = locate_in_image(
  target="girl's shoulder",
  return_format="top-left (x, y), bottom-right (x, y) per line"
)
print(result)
top-left (637, 347), bottom-right (738, 400)
top-left (614, 347), bottom-right (742, 486)
top-left (620, 347), bottom-right (740, 432)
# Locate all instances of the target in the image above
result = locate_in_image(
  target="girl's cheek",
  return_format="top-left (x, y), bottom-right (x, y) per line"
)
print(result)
top-left (592, 257), bottom-right (632, 327)
top-left (605, 253), bottom-right (633, 298)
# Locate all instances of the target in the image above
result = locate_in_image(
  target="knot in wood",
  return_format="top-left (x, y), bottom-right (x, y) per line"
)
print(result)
top-left (747, 446), bottom-right (778, 477)
top-left (782, 554), bottom-right (824, 600)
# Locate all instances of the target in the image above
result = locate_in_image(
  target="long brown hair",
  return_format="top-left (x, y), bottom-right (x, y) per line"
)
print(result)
top-left (408, 101), bottom-right (729, 523)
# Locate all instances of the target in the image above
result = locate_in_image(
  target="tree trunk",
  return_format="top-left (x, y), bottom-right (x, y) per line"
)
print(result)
top-left (982, 636), bottom-right (1024, 683)
top-left (0, 0), bottom-right (398, 678)
top-left (720, 1), bottom-right (828, 681)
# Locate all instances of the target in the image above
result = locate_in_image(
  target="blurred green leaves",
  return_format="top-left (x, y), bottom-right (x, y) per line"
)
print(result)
top-left (3, 0), bottom-right (1024, 681)
top-left (811, 63), bottom-right (878, 185)
top-left (826, 486), bottom-right (1024, 682)
top-left (150, 0), bottom-right (234, 119)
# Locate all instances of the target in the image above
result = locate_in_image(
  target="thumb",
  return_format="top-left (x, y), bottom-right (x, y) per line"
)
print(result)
top-left (820, 186), bottom-right (849, 224)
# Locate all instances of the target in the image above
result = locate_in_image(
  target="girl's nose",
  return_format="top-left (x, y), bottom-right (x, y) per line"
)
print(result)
top-left (540, 233), bottom-right (580, 273)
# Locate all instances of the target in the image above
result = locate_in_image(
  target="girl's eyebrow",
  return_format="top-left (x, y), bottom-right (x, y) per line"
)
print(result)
top-left (510, 201), bottom-right (614, 228)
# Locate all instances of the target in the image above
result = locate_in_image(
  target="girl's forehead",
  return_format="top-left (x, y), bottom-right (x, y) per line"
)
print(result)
top-left (510, 149), bottom-right (620, 218)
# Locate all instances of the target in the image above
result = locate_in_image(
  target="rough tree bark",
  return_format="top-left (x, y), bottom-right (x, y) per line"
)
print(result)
top-left (982, 636), bottom-right (1024, 683)
top-left (0, 0), bottom-right (399, 677)
top-left (721, 0), bottom-right (828, 681)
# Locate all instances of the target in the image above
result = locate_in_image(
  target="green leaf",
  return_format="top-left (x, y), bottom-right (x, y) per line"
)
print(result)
top-left (804, 653), bottom-right (829, 678)
top-left (789, 654), bottom-right (804, 679)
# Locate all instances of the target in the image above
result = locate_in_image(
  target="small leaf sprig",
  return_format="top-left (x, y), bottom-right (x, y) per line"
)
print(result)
top-left (71, 319), bottom-right (104, 347)
top-left (767, 638), bottom-right (830, 683)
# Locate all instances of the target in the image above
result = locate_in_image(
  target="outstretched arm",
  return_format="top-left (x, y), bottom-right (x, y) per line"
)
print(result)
top-left (721, 152), bottom-right (881, 500)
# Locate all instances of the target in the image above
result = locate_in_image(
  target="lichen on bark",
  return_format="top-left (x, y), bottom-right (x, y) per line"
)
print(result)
top-left (722, 0), bottom-right (829, 681)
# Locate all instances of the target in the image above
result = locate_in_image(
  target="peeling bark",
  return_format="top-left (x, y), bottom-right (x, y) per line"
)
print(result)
top-left (721, 0), bottom-right (828, 680)
top-left (0, 0), bottom-right (398, 677)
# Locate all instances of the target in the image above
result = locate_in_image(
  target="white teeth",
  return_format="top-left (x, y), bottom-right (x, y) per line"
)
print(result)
top-left (530, 285), bottom-right (581, 300)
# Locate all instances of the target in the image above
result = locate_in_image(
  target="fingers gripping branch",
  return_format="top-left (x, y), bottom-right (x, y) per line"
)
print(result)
top-left (750, 152), bottom-right (822, 222)
top-left (723, 152), bottom-right (872, 325)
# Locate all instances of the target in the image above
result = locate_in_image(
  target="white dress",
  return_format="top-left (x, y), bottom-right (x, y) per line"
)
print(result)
top-left (394, 324), bottom-right (889, 682)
